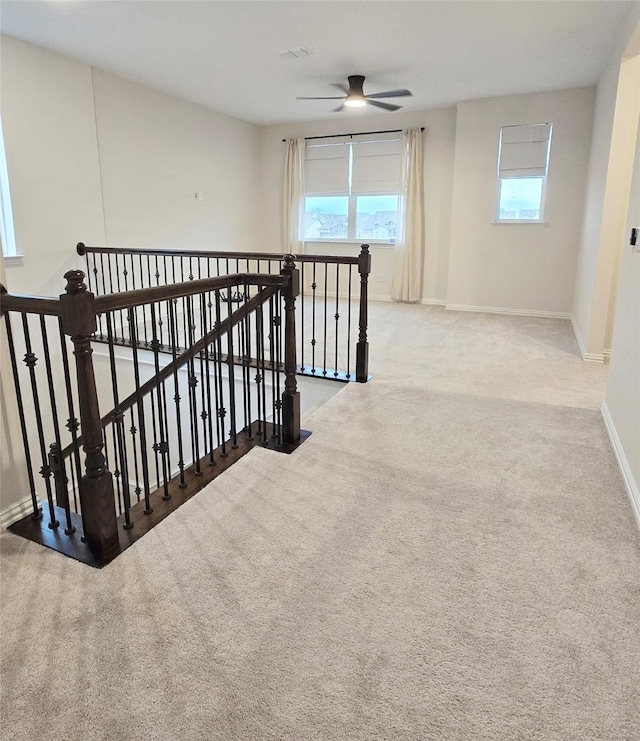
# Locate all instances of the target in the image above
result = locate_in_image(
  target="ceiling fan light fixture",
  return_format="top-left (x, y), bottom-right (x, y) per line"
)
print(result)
top-left (344, 95), bottom-right (366, 108)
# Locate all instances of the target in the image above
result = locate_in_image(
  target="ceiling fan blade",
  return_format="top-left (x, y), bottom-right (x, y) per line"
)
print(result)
top-left (297, 96), bottom-right (345, 100)
top-left (332, 104), bottom-right (345, 113)
top-left (330, 83), bottom-right (349, 94)
top-left (367, 100), bottom-right (402, 112)
top-left (366, 89), bottom-right (413, 99)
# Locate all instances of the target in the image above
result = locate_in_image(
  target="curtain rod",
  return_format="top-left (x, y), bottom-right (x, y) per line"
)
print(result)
top-left (282, 127), bottom-right (424, 143)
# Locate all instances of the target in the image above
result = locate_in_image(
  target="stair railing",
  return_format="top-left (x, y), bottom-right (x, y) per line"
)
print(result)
top-left (77, 242), bottom-right (371, 383)
top-left (1, 256), bottom-right (302, 566)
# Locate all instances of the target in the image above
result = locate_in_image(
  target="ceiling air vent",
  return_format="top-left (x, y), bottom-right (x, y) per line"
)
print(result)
top-left (277, 47), bottom-right (312, 60)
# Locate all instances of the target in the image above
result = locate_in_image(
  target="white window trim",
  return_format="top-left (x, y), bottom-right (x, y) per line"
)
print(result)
top-left (301, 135), bottom-right (401, 243)
top-left (0, 117), bottom-right (19, 259)
top-left (494, 175), bottom-right (548, 225)
top-left (494, 123), bottom-right (552, 225)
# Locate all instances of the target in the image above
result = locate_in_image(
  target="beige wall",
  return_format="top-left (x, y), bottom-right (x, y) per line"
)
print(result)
top-left (0, 36), bottom-right (105, 295)
top-left (0, 36), bottom-right (261, 514)
top-left (92, 69), bottom-right (259, 252)
top-left (0, 35), bottom-right (261, 298)
top-left (603, 13), bottom-right (640, 524)
top-left (446, 87), bottom-right (595, 316)
top-left (572, 3), bottom-right (640, 360)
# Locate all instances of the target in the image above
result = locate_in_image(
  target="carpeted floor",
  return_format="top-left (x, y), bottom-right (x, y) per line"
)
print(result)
top-left (1, 304), bottom-right (638, 740)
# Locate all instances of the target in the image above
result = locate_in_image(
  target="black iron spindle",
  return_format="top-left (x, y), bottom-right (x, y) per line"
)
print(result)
top-left (128, 306), bottom-right (152, 514)
top-left (3, 312), bottom-right (40, 519)
top-left (168, 298), bottom-right (186, 487)
top-left (21, 314), bottom-right (58, 529)
top-left (40, 316), bottom-right (73, 529)
top-left (106, 312), bottom-right (133, 528)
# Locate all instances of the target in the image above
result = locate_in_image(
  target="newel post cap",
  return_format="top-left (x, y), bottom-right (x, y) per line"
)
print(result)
top-left (64, 270), bottom-right (88, 295)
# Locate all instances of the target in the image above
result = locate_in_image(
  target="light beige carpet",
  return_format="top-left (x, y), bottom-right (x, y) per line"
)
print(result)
top-left (1, 304), bottom-right (638, 740)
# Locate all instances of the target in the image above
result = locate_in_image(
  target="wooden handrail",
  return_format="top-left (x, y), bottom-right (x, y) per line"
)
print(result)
top-left (0, 285), bottom-right (61, 317)
top-left (59, 284), bottom-right (280, 461)
top-left (94, 273), bottom-right (287, 313)
top-left (77, 242), bottom-right (360, 266)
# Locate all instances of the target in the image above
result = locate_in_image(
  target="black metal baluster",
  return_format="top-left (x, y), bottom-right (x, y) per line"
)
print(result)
top-left (268, 295), bottom-right (277, 441)
top-left (180, 258), bottom-right (188, 356)
top-left (113, 254), bottom-right (125, 343)
top-left (242, 285), bottom-right (253, 439)
top-left (168, 298), bottom-right (186, 487)
top-left (200, 292), bottom-right (215, 465)
top-left (258, 299), bottom-right (268, 446)
top-left (157, 255), bottom-right (167, 349)
top-left (140, 255), bottom-right (150, 348)
top-left (106, 313), bottom-right (133, 528)
top-left (186, 294), bottom-right (202, 475)
top-left (104, 317), bottom-right (122, 517)
top-left (3, 313), bottom-right (40, 520)
top-left (128, 307), bottom-right (152, 514)
top-left (311, 262), bottom-right (317, 375)
top-left (149, 302), bottom-right (170, 499)
top-left (196, 291), bottom-right (210, 465)
top-left (58, 319), bottom-right (82, 512)
top-left (274, 293), bottom-right (283, 447)
top-left (347, 263), bottom-right (353, 380)
top-left (322, 263), bottom-right (328, 376)
top-left (300, 261), bottom-right (305, 373)
top-left (226, 289), bottom-right (238, 449)
top-left (129, 416), bottom-right (142, 504)
top-left (170, 255), bottom-right (177, 350)
top-left (334, 263), bottom-right (340, 377)
top-left (21, 314), bottom-right (57, 528)
top-left (40, 316), bottom-right (75, 533)
top-left (121, 253), bottom-right (132, 345)
top-left (48, 442), bottom-right (74, 534)
top-left (214, 291), bottom-right (227, 456)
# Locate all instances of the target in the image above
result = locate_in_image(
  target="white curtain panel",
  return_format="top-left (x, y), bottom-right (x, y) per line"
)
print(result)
top-left (282, 137), bottom-right (305, 254)
top-left (391, 129), bottom-right (425, 302)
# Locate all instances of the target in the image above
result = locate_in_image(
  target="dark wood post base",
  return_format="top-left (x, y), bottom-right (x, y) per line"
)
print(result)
top-left (80, 472), bottom-right (119, 556)
top-left (356, 341), bottom-right (369, 383)
top-left (282, 390), bottom-right (301, 445)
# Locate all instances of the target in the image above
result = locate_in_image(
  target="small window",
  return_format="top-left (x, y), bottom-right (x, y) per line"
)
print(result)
top-left (495, 123), bottom-right (552, 223)
top-left (0, 118), bottom-right (18, 257)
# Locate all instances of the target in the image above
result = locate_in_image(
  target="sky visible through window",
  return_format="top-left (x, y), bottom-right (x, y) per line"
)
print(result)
top-left (499, 177), bottom-right (543, 219)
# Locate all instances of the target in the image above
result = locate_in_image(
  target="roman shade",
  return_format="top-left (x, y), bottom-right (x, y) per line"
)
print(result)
top-left (498, 123), bottom-right (552, 178)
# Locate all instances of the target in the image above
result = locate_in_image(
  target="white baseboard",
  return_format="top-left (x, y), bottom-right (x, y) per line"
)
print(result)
top-left (445, 303), bottom-right (571, 319)
top-left (1, 495), bottom-right (38, 529)
top-left (571, 316), bottom-right (587, 359)
top-left (368, 295), bottom-right (446, 305)
top-left (570, 316), bottom-right (606, 363)
top-left (601, 402), bottom-right (640, 531)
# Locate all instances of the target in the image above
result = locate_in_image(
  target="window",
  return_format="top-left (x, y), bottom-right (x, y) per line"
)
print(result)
top-left (0, 117), bottom-right (17, 257)
top-left (302, 136), bottom-right (401, 242)
top-left (495, 123), bottom-right (552, 223)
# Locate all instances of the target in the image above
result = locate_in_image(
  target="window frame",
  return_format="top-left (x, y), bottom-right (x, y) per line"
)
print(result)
top-left (0, 117), bottom-right (19, 259)
top-left (494, 174), bottom-right (548, 225)
top-left (301, 136), bottom-right (401, 244)
top-left (302, 192), bottom-right (399, 244)
top-left (494, 123), bottom-right (552, 225)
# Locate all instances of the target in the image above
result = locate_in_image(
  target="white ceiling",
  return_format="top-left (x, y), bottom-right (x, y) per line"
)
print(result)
top-left (0, 1), bottom-right (634, 125)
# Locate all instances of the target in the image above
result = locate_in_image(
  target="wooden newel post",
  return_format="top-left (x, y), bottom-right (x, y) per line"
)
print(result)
top-left (281, 255), bottom-right (301, 445)
top-left (356, 244), bottom-right (371, 383)
top-left (60, 270), bottom-right (119, 558)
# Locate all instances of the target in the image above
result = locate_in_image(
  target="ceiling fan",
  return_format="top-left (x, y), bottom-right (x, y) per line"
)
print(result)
top-left (297, 75), bottom-right (412, 112)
